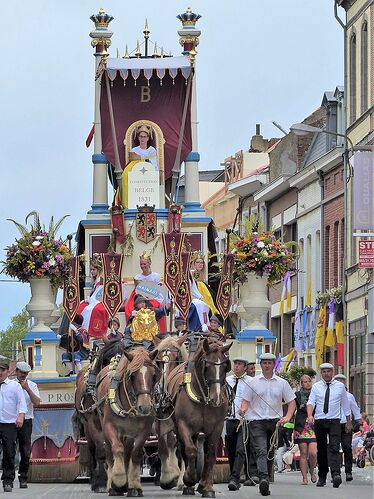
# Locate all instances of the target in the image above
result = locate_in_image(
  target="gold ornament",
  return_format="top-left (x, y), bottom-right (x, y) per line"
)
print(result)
top-left (131, 308), bottom-right (158, 341)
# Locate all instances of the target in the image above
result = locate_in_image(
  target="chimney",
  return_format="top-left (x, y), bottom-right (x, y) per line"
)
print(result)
top-left (250, 123), bottom-right (268, 153)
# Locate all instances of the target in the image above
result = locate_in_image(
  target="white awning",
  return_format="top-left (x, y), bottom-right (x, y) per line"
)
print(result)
top-left (105, 56), bottom-right (192, 83)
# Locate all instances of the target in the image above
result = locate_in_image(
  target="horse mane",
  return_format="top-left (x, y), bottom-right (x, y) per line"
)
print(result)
top-left (116, 347), bottom-right (154, 378)
top-left (157, 335), bottom-right (188, 362)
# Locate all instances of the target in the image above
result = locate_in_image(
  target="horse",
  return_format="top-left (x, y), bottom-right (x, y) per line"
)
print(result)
top-left (152, 334), bottom-right (189, 490)
top-left (73, 338), bottom-right (125, 493)
top-left (166, 337), bottom-right (231, 498)
top-left (96, 347), bottom-right (160, 497)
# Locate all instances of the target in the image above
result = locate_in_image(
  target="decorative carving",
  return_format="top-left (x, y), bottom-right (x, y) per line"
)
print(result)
top-left (90, 8), bottom-right (114, 29)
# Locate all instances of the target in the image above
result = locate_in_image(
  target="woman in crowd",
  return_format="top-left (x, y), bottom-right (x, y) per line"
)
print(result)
top-left (294, 375), bottom-right (317, 485)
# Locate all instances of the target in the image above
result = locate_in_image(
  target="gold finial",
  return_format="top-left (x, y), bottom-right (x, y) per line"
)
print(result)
top-left (123, 44), bottom-right (129, 58)
top-left (116, 48), bottom-right (120, 58)
top-left (189, 48), bottom-right (197, 64)
top-left (153, 42), bottom-right (159, 57)
top-left (135, 40), bottom-right (142, 58)
top-left (144, 18), bottom-right (150, 37)
top-left (160, 46), bottom-right (164, 58)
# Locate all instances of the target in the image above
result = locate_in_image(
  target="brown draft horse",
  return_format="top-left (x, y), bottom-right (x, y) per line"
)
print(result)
top-left (152, 334), bottom-right (188, 490)
top-left (96, 347), bottom-right (159, 497)
top-left (74, 339), bottom-right (125, 493)
top-left (167, 337), bottom-right (231, 498)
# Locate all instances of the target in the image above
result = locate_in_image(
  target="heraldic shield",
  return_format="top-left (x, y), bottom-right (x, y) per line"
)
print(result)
top-left (136, 206), bottom-right (157, 243)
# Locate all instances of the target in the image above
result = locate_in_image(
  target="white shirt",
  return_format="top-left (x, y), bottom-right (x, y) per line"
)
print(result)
top-left (340, 391), bottom-right (361, 423)
top-left (241, 372), bottom-right (295, 421)
top-left (131, 145), bottom-right (158, 170)
top-left (226, 374), bottom-right (252, 420)
top-left (22, 379), bottom-right (40, 420)
top-left (0, 378), bottom-right (27, 423)
top-left (134, 272), bottom-right (161, 284)
top-left (307, 379), bottom-right (350, 420)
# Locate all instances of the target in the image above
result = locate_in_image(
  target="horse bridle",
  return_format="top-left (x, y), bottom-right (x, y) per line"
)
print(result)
top-left (191, 355), bottom-right (230, 406)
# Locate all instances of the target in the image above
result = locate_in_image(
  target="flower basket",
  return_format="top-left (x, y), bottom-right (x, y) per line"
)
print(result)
top-left (2, 211), bottom-right (73, 289)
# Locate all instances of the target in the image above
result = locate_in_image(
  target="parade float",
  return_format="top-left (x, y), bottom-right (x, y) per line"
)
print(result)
top-left (3, 8), bottom-right (296, 484)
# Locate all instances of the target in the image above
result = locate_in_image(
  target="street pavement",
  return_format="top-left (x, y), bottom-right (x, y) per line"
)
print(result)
top-left (5, 467), bottom-right (373, 498)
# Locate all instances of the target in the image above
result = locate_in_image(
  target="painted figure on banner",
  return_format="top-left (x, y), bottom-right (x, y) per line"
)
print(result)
top-left (76, 254), bottom-right (109, 340)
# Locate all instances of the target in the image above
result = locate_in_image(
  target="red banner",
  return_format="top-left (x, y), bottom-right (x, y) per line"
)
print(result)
top-left (100, 73), bottom-right (192, 180)
top-left (174, 252), bottom-right (192, 319)
top-left (168, 204), bottom-right (182, 233)
top-left (162, 233), bottom-right (185, 300)
top-left (110, 205), bottom-right (126, 244)
top-left (216, 254), bottom-right (234, 320)
top-left (102, 253), bottom-right (124, 318)
top-left (62, 257), bottom-right (80, 322)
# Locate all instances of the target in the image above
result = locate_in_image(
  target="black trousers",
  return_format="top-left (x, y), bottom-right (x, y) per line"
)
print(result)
top-left (226, 420), bottom-right (257, 484)
top-left (17, 419), bottom-right (33, 481)
top-left (249, 419), bottom-right (278, 481)
top-left (314, 419), bottom-right (341, 478)
top-left (0, 423), bottom-right (17, 485)
top-left (340, 424), bottom-right (353, 474)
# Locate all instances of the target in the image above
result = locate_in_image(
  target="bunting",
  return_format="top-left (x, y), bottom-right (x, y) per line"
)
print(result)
top-left (162, 233), bottom-right (185, 300)
top-left (315, 306), bottom-right (327, 367)
top-left (63, 257), bottom-right (80, 322)
top-left (216, 253), bottom-right (234, 320)
top-left (309, 307), bottom-right (317, 348)
top-left (325, 300), bottom-right (336, 348)
top-left (336, 301), bottom-right (344, 366)
top-left (102, 253), bottom-right (124, 318)
top-left (294, 309), bottom-right (301, 353)
top-left (281, 348), bottom-right (296, 373)
top-left (279, 272), bottom-right (291, 315)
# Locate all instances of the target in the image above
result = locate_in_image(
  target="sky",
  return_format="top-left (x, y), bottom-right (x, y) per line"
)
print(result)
top-left (0, 0), bottom-right (344, 330)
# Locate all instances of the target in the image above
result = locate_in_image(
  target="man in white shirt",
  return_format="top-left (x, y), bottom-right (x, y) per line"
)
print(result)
top-left (14, 362), bottom-right (41, 489)
top-left (226, 357), bottom-right (255, 491)
top-left (333, 373), bottom-right (361, 482)
top-left (239, 353), bottom-right (296, 497)
top-left (0, 356), bottom-right (27, 493)
top-left (307, 363), bottom-right (351, 489)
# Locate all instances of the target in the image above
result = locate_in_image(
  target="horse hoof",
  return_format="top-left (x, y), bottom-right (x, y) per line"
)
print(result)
top-left (93, 486), bottom-right (107, 493)
top-left (196, 484), bottom-right (205, 494)
top-left (127, 488), bottom-right (143, 497)
top-left (109, 489), bottom-right (124, 497)
top-left (160, 479), bottom-right (177, 490)
top-left (202, 491), bottom-right (215, 498)
top-left (182, 486), bottom-right (195, 495)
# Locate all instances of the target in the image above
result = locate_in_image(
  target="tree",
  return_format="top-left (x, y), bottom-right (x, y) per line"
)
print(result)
top-left (0, 309), bottom-right (29, 359)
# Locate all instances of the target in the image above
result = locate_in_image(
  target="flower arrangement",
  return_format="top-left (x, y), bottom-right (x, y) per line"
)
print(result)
top-left (315, 286), bottom-right (342, 306)
top-left (2, 211), bottom-right (73, 288)
top-left (230, 216), bottom-right (298, 285)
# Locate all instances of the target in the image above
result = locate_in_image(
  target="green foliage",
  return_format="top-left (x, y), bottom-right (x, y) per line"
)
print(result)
top-left (280, 365), bottom-right (317, 388)
top-left (0, 309), bottom-right (29, 360)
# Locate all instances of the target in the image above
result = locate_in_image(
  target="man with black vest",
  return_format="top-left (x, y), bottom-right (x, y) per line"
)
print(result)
top-left (225, 357), bottom-right (251, 491)
top-left (307, 363), bottom-right (351, 488)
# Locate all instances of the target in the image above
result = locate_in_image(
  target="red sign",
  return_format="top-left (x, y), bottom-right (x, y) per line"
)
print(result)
top-left (359, 240), bottom-right (374, 268)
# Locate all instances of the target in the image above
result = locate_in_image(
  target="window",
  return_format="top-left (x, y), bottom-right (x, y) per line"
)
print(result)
top-left (349, 318), bottom-right (367, 411)
top-left (361, 22), bottom-right (368, 114)
top-left (349, 32), bottom-right (357, 124)
top-left (325, 226), bottom-right (330, 289)
top-left (283, 223), bottom-right (297, 243)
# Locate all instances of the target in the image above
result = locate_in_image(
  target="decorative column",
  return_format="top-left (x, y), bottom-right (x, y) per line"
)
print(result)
top-left (88, 8), bottom-right (114, 216)
top-left (177, 8), bottom-right (204, 213)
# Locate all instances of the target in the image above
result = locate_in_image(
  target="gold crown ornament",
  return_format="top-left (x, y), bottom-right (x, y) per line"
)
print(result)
top-left (136, 124), bottom-right (152, 137)
top-left (140, 251), bottom-right (152, 262)
top-left (191, 250), bottom-right (204, 263)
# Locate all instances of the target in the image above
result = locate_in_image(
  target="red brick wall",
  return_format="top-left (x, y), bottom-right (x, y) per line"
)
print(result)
top-left (323, 165), bottom-right (344, 290)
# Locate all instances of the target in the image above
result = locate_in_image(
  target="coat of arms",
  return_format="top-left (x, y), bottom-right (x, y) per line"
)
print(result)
top-left (135, 205), bottom-right (157, 243)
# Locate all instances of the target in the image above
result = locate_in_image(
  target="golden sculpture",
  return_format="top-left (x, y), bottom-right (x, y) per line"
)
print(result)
top-left (131, 308), bottom-right (158, 341)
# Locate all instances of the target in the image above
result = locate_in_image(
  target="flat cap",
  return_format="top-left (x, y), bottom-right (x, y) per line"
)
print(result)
top-left (260, 353), bottom-right (276, 361)
top-left (320, 362), bottom-right (334, 370)
top-left (175, 317), bottom-right (187, 326)
top-left (16, 361), bottom-right (31, 373)
top-left (210, 315), bottom-right (222, 326)
top-left (109, 317), bottom-right (120, 327)
top-left (134, 295), bottom-right (147, 307)
top-left (334, 374), bottom-right (346, 381)
top-left (232, 357), bottom-right (248, 365)
top-left (0, 356), bottom-right (10, 369)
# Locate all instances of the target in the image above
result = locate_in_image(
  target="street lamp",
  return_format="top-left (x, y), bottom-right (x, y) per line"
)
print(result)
top-left (290, 122), bottom-right (355, 152)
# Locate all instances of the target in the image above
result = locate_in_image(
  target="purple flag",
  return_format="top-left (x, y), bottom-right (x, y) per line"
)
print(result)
top-left (353, 151), bottom-right (374, 230)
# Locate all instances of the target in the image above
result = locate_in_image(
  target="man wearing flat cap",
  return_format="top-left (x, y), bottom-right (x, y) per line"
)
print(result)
top-left (239, 352), bottom-right (296, 496)
top-left (333, 373), bottom-right (361, 482)
top-left (14, 362), bottom-right (41, 489)
top-left (226, 357), bottom-right (252, 491)
top-left (0, 357), bottom-right (27, 492)
top-left (307, 363), bottom-right (351, 488)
